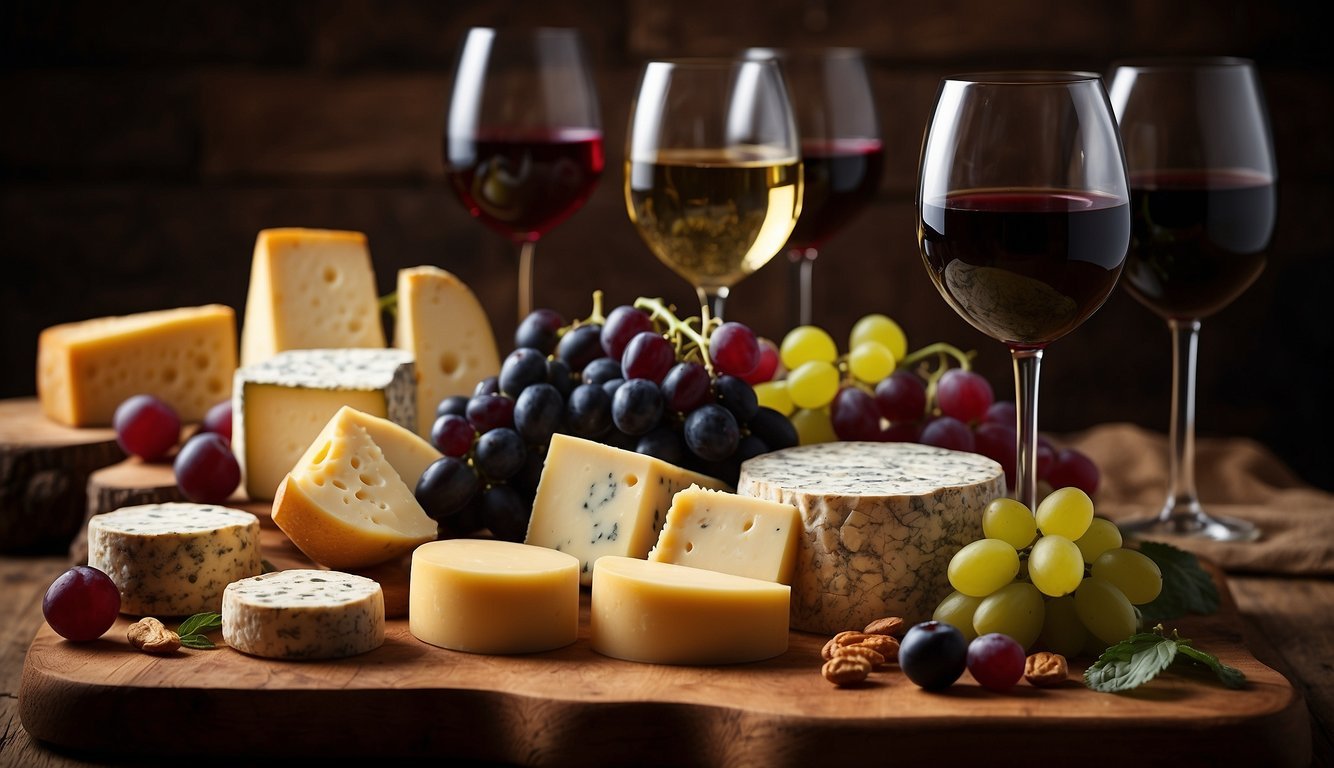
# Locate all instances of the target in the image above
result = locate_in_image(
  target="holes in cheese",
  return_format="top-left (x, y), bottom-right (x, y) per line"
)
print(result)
top-left (648, 485), bottom-right (802, 585)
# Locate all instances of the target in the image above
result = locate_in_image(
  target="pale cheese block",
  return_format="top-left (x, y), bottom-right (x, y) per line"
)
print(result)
top-left (233, 348), bottom-right (416, 501)
top-left (590, 556), bottom-right (790, 665)
top-left (393, 265), bottom-right (501, 437)
top-left (524, 433), bottom-right (730, 585)
top-left (37, 305), bottom-right (237, 427)
top-left (308, 406), bottom-right (442, 489)
top-left (737, 442), bottom-right (1005, 634)
top-left (223, 569), bottom-right (385, 660)
top-left (239, 228), bottom-right (385, 366)
top-left (409, 539), bottom-right (580, 654)
top-left (649, 485), bottom-right (801, 585)
top-left (87, 503), bottom-right (262, 616)
top-left (272, 415), bottom-right (436, 570)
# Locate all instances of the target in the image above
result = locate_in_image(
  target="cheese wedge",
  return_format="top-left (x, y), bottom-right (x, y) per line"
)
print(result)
top-left (649, 485), bottom-right (801, 585)
top-left (311, 406), bottom-right (442, 490)
top-left (240, 228), bottom-right (385, 366)
top-left (272, 415), bottom-right (436, 570)
top-left (393, 265), bottom-right (501, 437)
top-left (37, 305), bottom-right (236, 427)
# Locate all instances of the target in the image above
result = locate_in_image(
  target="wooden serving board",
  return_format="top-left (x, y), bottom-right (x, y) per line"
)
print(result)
top-left (22, 467), bottom-right (1312, 766)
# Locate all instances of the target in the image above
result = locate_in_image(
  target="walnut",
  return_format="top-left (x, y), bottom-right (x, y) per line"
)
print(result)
top-left (832, 644), bottom-right (885, 668)
top-left (127, 617), bottom-right (181, 654)
top-left (820, 630), bottom-right (870, 660)
top-left (849, 634), bottom-right (899, 665)
top-left (822, 655), bottom-right (872, 687)
top-left (1024, 652), bottom-right (1069, 688)
top-left (862, 616), bottom-right (906, 639)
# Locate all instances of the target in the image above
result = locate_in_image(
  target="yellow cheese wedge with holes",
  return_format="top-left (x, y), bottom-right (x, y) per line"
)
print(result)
top-left (649, 485), bottom-right (801, 585)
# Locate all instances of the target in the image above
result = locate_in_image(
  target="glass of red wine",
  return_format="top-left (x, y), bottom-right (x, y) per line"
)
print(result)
top-left (1108, 58), bottom-right (1277, 542)
top-left (443, 27), bottom-right (604, 320)
top-left (917, 72), bottom-right (1131, 510)
top-left (745, 47), bottom-right (884, 327)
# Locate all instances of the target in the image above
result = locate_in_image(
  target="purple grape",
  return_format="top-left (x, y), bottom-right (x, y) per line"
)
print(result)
top-left (430, 414), bottom-right (476, 457)
top-left (200, 400), bottom-right (233, 443)
top-left (831, 387), bottom-right (881, 442)
top-left (966, 633), bottom-right (1026, 692)
top-left (416, 456), bottom-right (480, 521)
top-left (173, 432), bottom-right (240, 504)
top-left (466, 394), bottom-right (515, 433)
top-left (1049, 448), bottom-right (1100, 495)
top-left (436, 395), bottom-right (470, 418)
top-left (683, 404), bottom-right (739, 462)
top-left (874, 372), bottom-right (927, 423)
top-left (920, 416), bottom-right (976, 453)
top-left (113, 394), bottom-right (181, 461)
top-left (611, 379), bottom-right (664, 436)
top-left (661, 362), bottom-right (711, 412)
top-left (709, 322), bottom-right (760, 378)
top-left (600, 305), bottom-right (655, 360)
top-left (42, 565), bottom-right (120, 642)
top-left (899, 620), bottom-right (968, 690)
top-left (621, 331), bottom-right (674, 383)
top-left (713, 374), bottom-right (759, 422)
top-left (499, 347), bottom-right (548, 396)
top-left (556, 324), bottom-right (604, 372)
top-left (974, 421), bottom-right (1017, 488)
top-left (515, 308), bottom-right (564, 354)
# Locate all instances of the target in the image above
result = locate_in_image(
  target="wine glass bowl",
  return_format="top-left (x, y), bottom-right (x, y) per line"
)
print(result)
top-left (443, 27), bottom-right (604, 319)
top-left (625, 58), bottom-right (803, 322)
top-left (1108, 57), bottom-right (1277, 542)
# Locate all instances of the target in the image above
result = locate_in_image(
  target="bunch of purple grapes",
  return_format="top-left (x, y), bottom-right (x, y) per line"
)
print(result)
top-left (113, 394), bottom-right (239, 504)
top-left (415, 302), bottom-right (799, 542)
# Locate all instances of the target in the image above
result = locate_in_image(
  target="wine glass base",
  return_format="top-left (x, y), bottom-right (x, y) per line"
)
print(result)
top-left (1118, 500), bottom-right (1261, 543)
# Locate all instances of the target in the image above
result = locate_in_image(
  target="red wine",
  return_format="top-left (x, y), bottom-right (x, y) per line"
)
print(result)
top-left (919, 189), bottom-right (1130, 349)
top-left (1124, 169), bottom-right (1275, 320)
top-left (445, 129), bottom-right (604, 241)
top-left (787, 138), bottom-right (884, 250)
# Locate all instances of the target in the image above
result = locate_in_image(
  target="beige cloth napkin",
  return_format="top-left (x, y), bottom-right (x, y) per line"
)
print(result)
top-left (1062, 423), bottom-right (1334, 576)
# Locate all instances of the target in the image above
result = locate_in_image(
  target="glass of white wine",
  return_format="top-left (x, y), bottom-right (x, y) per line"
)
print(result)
top-left (625, 58), bottom-right (803, 322)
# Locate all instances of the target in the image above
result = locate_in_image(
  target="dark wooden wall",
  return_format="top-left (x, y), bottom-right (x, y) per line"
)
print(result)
top-left (3, 1), bottom-right (1331, 490)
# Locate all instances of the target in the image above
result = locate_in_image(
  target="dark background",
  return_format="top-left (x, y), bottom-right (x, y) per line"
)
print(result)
top-left (2, 1), bottom-right (1330, 489)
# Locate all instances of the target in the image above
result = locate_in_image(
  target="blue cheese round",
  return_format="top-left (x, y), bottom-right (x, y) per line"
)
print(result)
top-left (738, 442), bottom-right (1005, 633)
top-left (223, 569), bottom-right (385, 660)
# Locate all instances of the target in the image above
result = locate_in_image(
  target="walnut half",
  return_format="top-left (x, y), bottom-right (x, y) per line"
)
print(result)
top-left (1024, 652), bottom-right (1069, 687)
top-left (127, 617), bottom-right (181, 654)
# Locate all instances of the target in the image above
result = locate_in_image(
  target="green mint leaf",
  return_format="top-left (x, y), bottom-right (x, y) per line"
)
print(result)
top-left (177, 612), bottom-right (223, 637)
top-left (1177, 644), bottom-right (1248, 689)
top-left (178, 634), bottom-right (216, 650)
top-left (1137, 541), bottom-right (1220, 622)
top-left (1084, 632), bottom-right (1178, 692)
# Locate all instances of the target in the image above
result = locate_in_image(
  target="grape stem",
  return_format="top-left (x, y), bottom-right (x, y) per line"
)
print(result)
top-left (557, 290), bottom-right (608, 339)
top-left (897, 341), bottom-right (974, 416)
top-left (633, 296), bottom-right (716, 374)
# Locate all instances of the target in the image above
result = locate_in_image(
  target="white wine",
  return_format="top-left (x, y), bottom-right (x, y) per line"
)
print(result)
top-left (626, 148), bottom-right (802, 289)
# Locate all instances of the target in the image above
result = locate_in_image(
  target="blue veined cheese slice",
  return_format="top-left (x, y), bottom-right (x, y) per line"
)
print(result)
top-left (737, 441), bottom-right (1005, 634)
top-left (88, 503), bottom-right (262, 616)
top-left (223, 569), bottom-right (385, 660)
top-left (232, 348), bottom-right (416, 501)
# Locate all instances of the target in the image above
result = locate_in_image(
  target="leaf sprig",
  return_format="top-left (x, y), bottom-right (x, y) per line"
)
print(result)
top-left (176, 612), bottom-right (223, 650)
top-left (1084, 624), bottom-right (1245, 692)
top-left (1137, 541), bottom-right (1220, 622)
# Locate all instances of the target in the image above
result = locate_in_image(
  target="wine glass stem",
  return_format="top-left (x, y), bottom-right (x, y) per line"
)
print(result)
top-left (697, 286), bottom-right (730, 324)
top-left (789, 248), bottom-right (817, 327)
top-left (1011, 348), bottom-right (1044, 511)
top-left (1163, 318), bottom-right (1203, 520)
top-left (517, 240), bottom-right (536, 322)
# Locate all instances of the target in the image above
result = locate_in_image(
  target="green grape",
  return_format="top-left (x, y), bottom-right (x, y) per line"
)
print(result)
top-left (786, 360), bottom-right (839, 409)
top-left (1028, 535), bottom-right (1084, 597)
top-left (982, 497), bottom-right (1037, 549)
top-left (790, 408), bottom-right (836, 445)
top-left (946, 538), bottom-right (1020, 597)
top-left (1035, 486), bottom-right (1094, 540)
top-left (754, 380), bottom-right (794, 416)
top-left (1037, 594), bottom-right (1089, 657)
top-left (849, 313), bottom-right (908, 361)
top-left (973, 581), bottom-right (1045, 650)
top-left (932, 590), bottom-right (982, 642)
top-left (780, 325), bottom-right (838, 369)
top-left (1074, 517), bottom-right (1122, 564)
top-left (846, 341), bottom-right (895, 384)
top-left (1091, 548), bottom-right (1163, 605)
top-left (1074, 576), bottom-right (1137, 645)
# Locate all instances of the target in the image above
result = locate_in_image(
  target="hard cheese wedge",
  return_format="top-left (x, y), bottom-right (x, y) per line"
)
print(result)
top-left (314, 405), bottom-right (442, 489)
top-left (272, 413), bottom-right (436, 570)
top-left (590, 556), bottom-right (790, 665)
top-left (37, 305), bottom-right (237, 427)
top-left (393, 265), bottom-right (501, 438)
top-left (409, 539), bottom-right (580, 654)
top-left (239, 228), bottom-right (385, 366)
top-left (223, 569), bottom-right (385, 660)
top-left (233, 348), bottom-right (416, 501)
top-left (649, 485), bottom-right (801, 585)
top-left (524, 433), bottom-right (730, 585)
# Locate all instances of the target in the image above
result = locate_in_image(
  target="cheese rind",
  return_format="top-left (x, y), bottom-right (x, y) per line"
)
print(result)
top-left (409, 539), bottom-right (579, 654)
top-left (737, 441), bottom-right (1005, 634)
top-left (37, 305), bottom-right (237, 427)
top-left (524, 434), bottom-right (730, 585)
top-left (649, 485), bottom-right (801, 585)
top-left (233, 348), bottom-right (416, 501)
top-left (272, 414), bottom-right (436, 570)
top-left (239, 228), bottom-right (385, 366)
top-left (222, 569), bottom-right (385, 660)
top-left (87, 503), bottom-right (262, 616)
top-left (590, 556), bottom-right (790, 665)
top-left (393, 265), bottom-right (501, 437)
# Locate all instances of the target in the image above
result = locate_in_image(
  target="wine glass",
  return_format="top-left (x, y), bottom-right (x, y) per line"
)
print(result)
top-left (625, 58), bottom-right (803, 323)
top-left (917, 72), bottom-right (1131, 510)
top-left (745, 47), bottom-right (884, 328)
top-left (1108, 58), bottom-right (1277, 542)
top-left (443, 27), bottom-right (604, 321)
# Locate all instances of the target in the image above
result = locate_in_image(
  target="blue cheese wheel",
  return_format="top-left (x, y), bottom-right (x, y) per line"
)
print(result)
top-left (88, 503), bottom-right (262, 616)
top-left (737, 442), bottom-right (1005, 633)
top-left (223, 569), bottom-right (385, 660)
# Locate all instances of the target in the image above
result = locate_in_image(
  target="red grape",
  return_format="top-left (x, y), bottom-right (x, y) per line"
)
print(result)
top-left (710, 322), bottom-right (760, 378)
top-left (966, 632), bottom-right (1026, 692)
top-left (113, 394), bottom-right (181, 461)
top-left (431, 414), bottom-right (476, 457)
top-left (1036, 440), bottom-right (1055, 481)
top-left (974, 421), bottom-right (1017, 488)
top-left (601, 305), bottom-right (655, 360)
top-left (741, 337), bottom-right (780, 384)
top-left (1048, 448), bottom-right (1100, 495)
top-left (621, 331), bottom-right (674, 383)
top-left (661, 362), bottom-right (711, 412)
top-left (174, 432), bottom-right (241, 503)
top-left (43, 565), bottom-right (121, 642)
top-left (200, 400), bottom-right (233, 443)
top-left (466, 393), bottom-right (515, 433)
top-left (920, 416), bottom-right (975, 453)
top-left (831, 387), bottom-right (881, 442)
top-left (983, 400), bottom-right (1017, 426)
top-left (936, 369), bottom-right (994, 423)
top-left (874, 372), bottom-right (927, 423)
